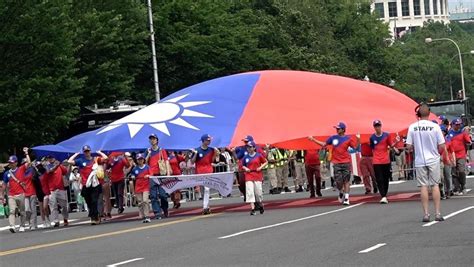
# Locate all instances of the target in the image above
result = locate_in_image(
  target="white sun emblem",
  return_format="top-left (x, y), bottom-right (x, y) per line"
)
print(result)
top-left (97, 94), bottom-right (214, 138)
top-left (332, 139), bottom-right (339, 146)
top-left (374, 140), bottom-right (378, 145)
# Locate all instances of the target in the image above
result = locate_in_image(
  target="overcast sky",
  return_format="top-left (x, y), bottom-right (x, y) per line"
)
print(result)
top-left (448, 0), bottom-right (474, 11)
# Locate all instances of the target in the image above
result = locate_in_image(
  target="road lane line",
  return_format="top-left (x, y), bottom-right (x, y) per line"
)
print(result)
top-left (423, 206), bottom-right (474, 227)
top-left (358, 243), bottom-right (387, 253)
top-left (107, 258), bottom-right (144, 267)
top-left (218, 203), bottom-right (364, 239)
top-left (0, 214), bottom-right (219, 257)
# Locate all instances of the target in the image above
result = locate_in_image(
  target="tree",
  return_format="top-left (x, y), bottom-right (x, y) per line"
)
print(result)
top-left (0, 1), bottom-right (83, 154)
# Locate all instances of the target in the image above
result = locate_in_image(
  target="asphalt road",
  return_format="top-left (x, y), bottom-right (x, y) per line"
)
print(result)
top-left (0, 177), bottom-right (473, 267)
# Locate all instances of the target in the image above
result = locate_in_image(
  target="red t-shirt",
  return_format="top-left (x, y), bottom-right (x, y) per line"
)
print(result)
top-left (146, 147), bottom-right (168, 175)
top-left (39, 174), bottom-right (49, 196)
top-left (304, 150), bottom-right (320, 165)
top-left (448, 130), bottom-right (471, 159)
top-left (440, 141), bottom-right (454, 165)
top-left (3, 165), bottom-right (27, 196)
top-left (45, 164), bottom-right (68, 191)
top-left (360, 143), bottom-right (373, 157)
top-left (195, 146), bottom-right (216, 174)
top-left (24, 167), bottom-right (36, 197)
top-left (75, 157), bottom-right (103, 186)
top-left (242, 153), bottom-right (267, 181)
top-left (326, 135), bottom-right (357, 164)
top-left (131, 165), bottom-right (151, 193)
top-left (108, 156), bottom-right (130, 182)
top-left (168, 154), bottom-right (185, 175)
top-left (370, 132), bottom-right (392, 164)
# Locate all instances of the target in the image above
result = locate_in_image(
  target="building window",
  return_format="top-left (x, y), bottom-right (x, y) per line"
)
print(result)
top-left (388, 2), bottom-right (397, 17)
top-left (402, 0), bottom-right (410, 16)
top-left (414, 0), bottom-right (421, 15)
top-left (424, 0), bottom-right (430, 15)
top-left (433, 0), bottom-right (438, 14)
top-left (374, 3), bottom-right (384, 18)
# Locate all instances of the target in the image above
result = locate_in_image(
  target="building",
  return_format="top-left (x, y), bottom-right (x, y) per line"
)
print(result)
top-left (371, 0), bottom-right (450, 38)
top-left (450, 11), bottom-right (474, 22)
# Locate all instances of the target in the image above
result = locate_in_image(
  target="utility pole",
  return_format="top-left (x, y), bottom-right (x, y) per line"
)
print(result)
top-left (147, 0), bottom-right (160, 101)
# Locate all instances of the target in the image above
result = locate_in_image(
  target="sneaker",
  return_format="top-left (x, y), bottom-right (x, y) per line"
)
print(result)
top-left (53, 222), bottom-right (60, 228)
top-left (107, 213), bottom-right (112, 219)
top-left (309, 194), bottom-right (316, 198)
top-left (422, 214), bottom-right (430, 222)
top-left (365, 190), bottom-right (371, 195)
top-left (31, 225), bottom-right (37, 231)
top-left (338, 193), bottom-right (344, 203)
top-left (316, 191), bottom-right (322, 197)
top-left (373, 188), bottom-right (378, 194)
top-left (118, 208), bottom-right (124, 214)
top-left (155, 216), bottom-right (162, 220)
top-left (19, 226), bottom-right (25, 232)
top-left (163, 210), bottom-right (169, 218)
top-left (250, 210), bottom-right (256, 216)
top-left (380, 197), bottom-right (388, 204)
top-left (142, 217), bottom-right (151, 223)
top-left (64, 219), bottom-right (69, 227)
top-left (284, 187), bottom-right (291, 193)
top-left (258, 204), bottom-right (264, 214)
top-left (435, 214), bottom-right (445, 222)
top-left (453, 191), bottom-right (463, 196)
top-left (9, 226), bottom-right (15, 233)
top-left (321, 181), bottom-right (326, 189)
top-left (202, 208), bottom-right (211, 215)
top-left (441, 195), bottom-right (447, 200)
top-left (44, 221), bottom-right (51, 228)
top-left (296, 186), bottom-right (304, 193)
top-left (343, 199), bottom-right (350, 206)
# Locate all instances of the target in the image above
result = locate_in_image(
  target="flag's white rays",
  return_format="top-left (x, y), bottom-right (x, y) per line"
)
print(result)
top-left (96, 94), bottom-right (213, 137)
top-left (128, 124), bottom-right (144, 138)
top-left (164, 94), bottom-right (189, 103)
top-left (169, 118), bottom-right (199, 130)
top-left (98, 124), bottom-right (121, 134)
top-left (182, 109), bottom-right (214, 118)
top-left (150, 123), bottom-right (171, 136)
top-left (180, 101), bottom-right (211, 108)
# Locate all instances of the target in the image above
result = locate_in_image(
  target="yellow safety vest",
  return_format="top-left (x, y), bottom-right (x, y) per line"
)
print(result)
top-left (275, 149), bottom-right (288, 167)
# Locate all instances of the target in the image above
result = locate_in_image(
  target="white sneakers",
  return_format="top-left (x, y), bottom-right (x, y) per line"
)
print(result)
top-left (343, 199), bottom-right (350, 206)
top-left (380, 197), bottom-right (388, 204)
top-left (19, 226), bottom-right (25, 232)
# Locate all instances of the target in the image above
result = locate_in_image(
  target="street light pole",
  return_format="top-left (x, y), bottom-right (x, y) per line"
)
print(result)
top-left (425, 37), bottom-right (466, 101)
top-left (147, 0), bottom-right (160, 101)
top-left (448, 50), bottom-right (474, 100)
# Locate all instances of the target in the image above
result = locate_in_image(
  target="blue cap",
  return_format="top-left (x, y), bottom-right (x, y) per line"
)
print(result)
top-left (8, 155), bottom-right (18, 163)
top-left (453, 118), bottom-right (462, 125)
top-left (247, 141), bottom-right (257, 148)
top-left (438, 115), bottom-right (446, 121)
top-left (82, 145), bottom-right (91, 152)
top-left (334, 122), bottom-right (346, 130)
top-left (136, 153), bottom-right (145, 160)
top-left (148, 133), bottom-right (158, 139)
top-left (200, 134), bottom-right (212, 142)
top-left (242, 135), bottom-right (254, 142)
top-left (373, 120), bottom-right (382, 126)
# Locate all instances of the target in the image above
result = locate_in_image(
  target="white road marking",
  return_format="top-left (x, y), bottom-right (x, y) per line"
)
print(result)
top-left (106, 258), bottom-right (144, 267)
top-left (358, 243), bottom-right (387, 253)
top-left (218, 202), bottom-right (364, 239)
top-left (42, 226), bottom-right (78, 233)
top-left (422, 206), bottom-right (474, 227)
top-left (0, 219), bottom-right (79, 232)
top-left (466, 175), bottom-right (473, 179)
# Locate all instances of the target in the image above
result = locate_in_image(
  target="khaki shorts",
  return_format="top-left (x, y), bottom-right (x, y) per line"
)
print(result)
top-left (416, 162), bottom-right (441, 187)
top-left (245, 181), bottom-right (263, 203)
top-left (395, 151), bottom-right (406, 166)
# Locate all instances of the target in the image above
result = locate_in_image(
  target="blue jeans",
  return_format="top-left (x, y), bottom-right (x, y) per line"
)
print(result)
top-left (149, 178), bottom-right (168, 217)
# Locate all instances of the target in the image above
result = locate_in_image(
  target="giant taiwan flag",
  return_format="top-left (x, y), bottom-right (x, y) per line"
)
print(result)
top-left (34, 70), bottom-right (430, 156)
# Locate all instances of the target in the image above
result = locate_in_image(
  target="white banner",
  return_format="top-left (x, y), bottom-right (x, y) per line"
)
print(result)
top-left (151, 172), bottom-right (235, 196)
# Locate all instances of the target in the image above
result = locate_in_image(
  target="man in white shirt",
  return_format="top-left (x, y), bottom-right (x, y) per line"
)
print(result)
top-left (406, 103), bottom-right (450, 222)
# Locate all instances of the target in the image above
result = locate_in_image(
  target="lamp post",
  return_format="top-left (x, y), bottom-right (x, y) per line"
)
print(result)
top-left (147, 0), bottom-right (161, 101)
top-left (425, 38), bottom-right (466, 101)
top-left (448, 50), bottom-right (474, 100)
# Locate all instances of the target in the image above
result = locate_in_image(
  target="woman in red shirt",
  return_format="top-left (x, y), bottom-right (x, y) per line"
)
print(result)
top-left (130, 153), bottom-right (152, 223)
top-left (242, 141), bottom-right (268, 215)
top-left (168, 151), bottom-right (185, 209)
